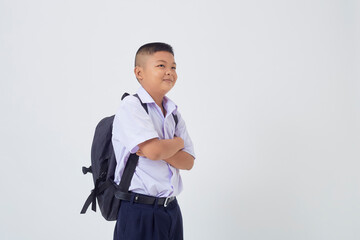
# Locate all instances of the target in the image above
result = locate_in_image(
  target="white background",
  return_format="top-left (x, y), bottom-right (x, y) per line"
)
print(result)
top-left (1, 0), bottom-right (359, 239)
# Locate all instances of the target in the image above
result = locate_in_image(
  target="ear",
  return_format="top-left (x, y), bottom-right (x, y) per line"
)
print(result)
top-left (134, 66), bottom-right (143, 82)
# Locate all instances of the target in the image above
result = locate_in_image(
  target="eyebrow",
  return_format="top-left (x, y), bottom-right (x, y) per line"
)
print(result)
top-left (156, 60), bottom-right (176, 65)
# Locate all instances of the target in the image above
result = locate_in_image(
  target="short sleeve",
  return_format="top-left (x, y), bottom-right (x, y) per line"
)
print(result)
top-left (112, 96), bottom-right (159, 154)
top-left (174, 110), bottom-right (196, 159)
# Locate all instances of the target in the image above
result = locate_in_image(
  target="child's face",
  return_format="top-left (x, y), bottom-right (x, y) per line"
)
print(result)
top-left (136, 51), bottom-right (177, 97)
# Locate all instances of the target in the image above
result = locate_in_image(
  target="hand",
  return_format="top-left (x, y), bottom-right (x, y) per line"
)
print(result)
top-left (136, 149), bottom-right (146, 157)
top-left (174, 136), bottom-right (184, 149)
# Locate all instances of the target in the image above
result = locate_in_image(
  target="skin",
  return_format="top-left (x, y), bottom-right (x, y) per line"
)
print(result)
top-left (134, 51), bottom-right (194, 170)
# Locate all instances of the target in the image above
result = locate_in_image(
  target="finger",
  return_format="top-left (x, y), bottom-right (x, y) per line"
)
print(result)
top-left (136, 150), bottom-right (145, 157)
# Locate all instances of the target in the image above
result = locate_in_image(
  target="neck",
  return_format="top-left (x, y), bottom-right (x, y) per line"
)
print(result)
top-left (147, 91), bottom-right (165, 109)
top-left (154, 97), bottom-right (164, 109)
top-left (153, 94), bottom-right (166, 117)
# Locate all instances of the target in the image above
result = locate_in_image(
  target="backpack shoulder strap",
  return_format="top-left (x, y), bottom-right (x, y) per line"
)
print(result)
top-left (117, 92), bottom-right (148, 192)
top-left (123, 92), bottom-right (176, 127)
top-left (133, 93), bottom-right (148, 113)
top-left (172, 113), bottom-right (178, 128)
top-left (121, 92), bottom-right (148, 114)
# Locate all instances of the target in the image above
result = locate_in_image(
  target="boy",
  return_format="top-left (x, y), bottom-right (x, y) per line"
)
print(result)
top-left (112, 42), bottom-right (195, 240)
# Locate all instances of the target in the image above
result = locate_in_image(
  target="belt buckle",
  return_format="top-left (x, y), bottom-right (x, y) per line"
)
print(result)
top-left (163, 197), bottom-right (173, 207)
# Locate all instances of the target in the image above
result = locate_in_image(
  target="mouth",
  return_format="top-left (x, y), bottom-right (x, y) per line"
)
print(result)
top-left (163, 79), bottom-right (174, 83)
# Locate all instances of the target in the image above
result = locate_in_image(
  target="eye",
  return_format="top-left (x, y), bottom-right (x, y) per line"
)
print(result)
top-left (157, 64), bottom-right (165, 68)
top-left (172, 66), bottom-right (176, 70)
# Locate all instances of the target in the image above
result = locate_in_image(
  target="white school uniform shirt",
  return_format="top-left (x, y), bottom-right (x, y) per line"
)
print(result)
top-left (112, 86), bottom-right (195, 198)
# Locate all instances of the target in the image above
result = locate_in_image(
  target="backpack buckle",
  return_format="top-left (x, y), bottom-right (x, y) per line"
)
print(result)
top-left (82, 166), bottom-right (92, 175)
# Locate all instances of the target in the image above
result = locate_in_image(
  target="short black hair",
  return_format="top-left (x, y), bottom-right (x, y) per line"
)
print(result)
top-left (135, 42), bottom-right (174, 67)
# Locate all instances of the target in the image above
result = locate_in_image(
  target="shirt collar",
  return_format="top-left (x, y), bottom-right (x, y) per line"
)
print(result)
top-left (136, 86), bottom-right (178, 115)
top-left (136, 86), bottom-right (155, 104)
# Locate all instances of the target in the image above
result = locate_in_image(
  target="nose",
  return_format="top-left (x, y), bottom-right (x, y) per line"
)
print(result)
top-left (165, 67), bottom-right (176, 77)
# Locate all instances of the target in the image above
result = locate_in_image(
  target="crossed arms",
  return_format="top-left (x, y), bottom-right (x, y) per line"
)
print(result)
top-left (137, 137), bottom-right (194, 170)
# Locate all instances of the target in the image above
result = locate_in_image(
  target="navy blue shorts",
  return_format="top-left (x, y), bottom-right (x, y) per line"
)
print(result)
top-left (114, 195), bottom-right (183, 240)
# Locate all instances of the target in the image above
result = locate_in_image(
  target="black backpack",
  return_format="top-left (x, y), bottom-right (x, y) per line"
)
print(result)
top-left (80, 92), bottom-right (178, 221)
